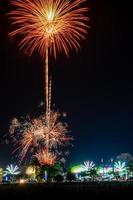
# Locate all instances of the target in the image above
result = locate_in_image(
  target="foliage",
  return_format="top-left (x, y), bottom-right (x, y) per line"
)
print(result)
top-left (54, 174), bottom-right (64, 182)
top-left (66, 172), bottom-right (76, 182)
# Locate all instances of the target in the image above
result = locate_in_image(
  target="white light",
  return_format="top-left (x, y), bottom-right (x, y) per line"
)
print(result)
top-left (19, 179), bottom-right (26, 184)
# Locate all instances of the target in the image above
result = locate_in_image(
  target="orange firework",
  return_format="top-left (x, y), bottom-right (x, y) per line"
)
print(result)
top-left (35, 149), bottom-right (56, 166)
top-left (18, 131), bottom-right (35, 162)
top-left (9, 0), bottom-right (89, 58)
top-left (10, 111), bottom-right (72, 164)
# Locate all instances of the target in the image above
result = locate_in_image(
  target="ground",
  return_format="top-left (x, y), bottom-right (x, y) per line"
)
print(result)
top-left (0, 182), bottom-right (133, 199)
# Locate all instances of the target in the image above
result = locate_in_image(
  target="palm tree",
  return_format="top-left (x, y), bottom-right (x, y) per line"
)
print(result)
top-left (4, 164), bottom-right (20, 182)
top-left (82, 161), bottom-right (95, 172)
top-left (114, 161), bottom-right (126, 179)
top-left (114, 161), bottom-right (126, 172)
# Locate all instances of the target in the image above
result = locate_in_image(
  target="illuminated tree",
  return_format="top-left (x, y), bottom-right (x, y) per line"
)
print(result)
top-left (4, 164), bottom-right (20, 176)
top-left (82, 161), bottom-right (95, 171)
top-left (114, 161), bottom-right (127, 178)
top-left (4, 164), bottom-right (20, 182)
top-left (114, 161), bottom-right (126, 172)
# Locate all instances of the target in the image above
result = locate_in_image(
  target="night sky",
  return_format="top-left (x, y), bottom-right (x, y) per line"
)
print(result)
top-left (0, 0), bottom-right (133, 167)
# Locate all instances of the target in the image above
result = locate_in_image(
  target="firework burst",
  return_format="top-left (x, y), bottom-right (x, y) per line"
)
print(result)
top-left (35, 149), bottom-right (56, 166)
top-left (9, 0), bottom-right (89, 58)
top-left (10, 111), bottom-right (72, 165)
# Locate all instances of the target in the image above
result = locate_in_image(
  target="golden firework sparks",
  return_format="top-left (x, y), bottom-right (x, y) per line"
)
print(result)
top-left (9, 0), bottom-right (89, 58)
top-left (35, 149), bottom-right (56, 166)
top-left (10, 111), bottom-right (72, 164)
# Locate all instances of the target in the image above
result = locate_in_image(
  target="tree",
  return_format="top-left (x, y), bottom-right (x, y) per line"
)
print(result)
top-left (29, 156), bottom-right (40, 182)
top-left (82, 161), bottom-right (95, 172)
top-left (116, 153), bottom-right (133, 177)
top-left (116, 153), bottom-right (133, 164)
top-left (89, 169), bottom-right (97, 181)
top-left (66, 172), bottom-right (76, 182)
top-left (38, 163), bottom-right (63, 182)
top-left (54, 174), bottom-right (64, 182)
top-left (4, 164), bottom-right (20, 182)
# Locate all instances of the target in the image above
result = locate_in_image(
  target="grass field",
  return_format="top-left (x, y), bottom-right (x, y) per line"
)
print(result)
top-left (0, 182), bottom-right (133, 199)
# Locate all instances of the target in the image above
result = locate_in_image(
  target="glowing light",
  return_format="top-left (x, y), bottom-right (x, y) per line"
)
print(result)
top-left (0, 168), bottom-right (3, 175)
top-left (47, 9), bottom-right (55, 21)
top-left (71, 161), bottom-right (95, 174)
top-left (26, 166), bottom-right (36, 176)
top-left (70, 165), bottom-right (84, 174)
top-left (97, 166), bottom-right (113, 175)
top-left (19, 179), bottom-right (26, 184)
top-left (4, 176), bottom-right (9, 182)
top-left (104, 167), bottom-right (113, 174)
top-left (97, 166), bottom-right (104, 175)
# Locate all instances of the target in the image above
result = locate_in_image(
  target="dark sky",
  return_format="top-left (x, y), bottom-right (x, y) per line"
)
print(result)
top-left (0, 0), bottom-right (133, 167)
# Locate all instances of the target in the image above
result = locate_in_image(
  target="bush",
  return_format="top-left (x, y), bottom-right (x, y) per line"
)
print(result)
top-left (55, 174), bottom-right (64, 182)
top-left (66, 172), bottom-right (76, 182)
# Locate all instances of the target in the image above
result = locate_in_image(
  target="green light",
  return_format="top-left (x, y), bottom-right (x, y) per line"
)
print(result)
top-left (70, 165), bottom-right (85, 174)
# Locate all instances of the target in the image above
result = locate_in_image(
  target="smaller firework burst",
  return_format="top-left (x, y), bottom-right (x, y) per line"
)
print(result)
top-left (35, 149), bottom-right (56, 166)
top-left (10, 111), bottom-right (72, 165)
